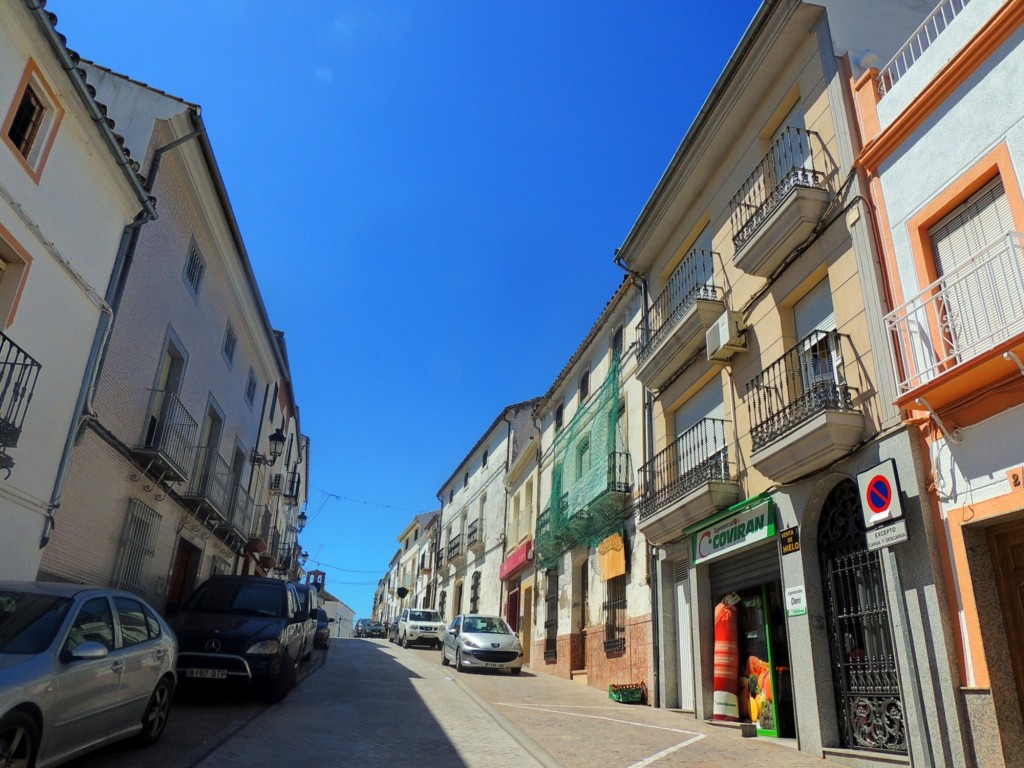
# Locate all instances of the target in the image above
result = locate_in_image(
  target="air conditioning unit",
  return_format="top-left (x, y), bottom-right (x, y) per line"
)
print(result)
top-left (268, 473), bottom-right (284, 495)
top-left (706, 311), bottom-right (746, 363)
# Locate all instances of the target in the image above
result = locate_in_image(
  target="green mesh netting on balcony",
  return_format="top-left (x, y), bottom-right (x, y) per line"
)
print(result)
top-left (535, 353), bottom-right (631, 571)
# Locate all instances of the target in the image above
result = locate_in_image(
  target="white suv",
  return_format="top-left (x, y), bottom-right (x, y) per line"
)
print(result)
top-left (397, 608), bottom-right (446, 648)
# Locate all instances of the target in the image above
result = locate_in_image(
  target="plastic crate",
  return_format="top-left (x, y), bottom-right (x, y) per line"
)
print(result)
top-left (608, 683), bottom-right (644, 704)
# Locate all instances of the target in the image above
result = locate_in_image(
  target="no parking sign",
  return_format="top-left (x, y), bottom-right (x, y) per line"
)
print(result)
top-left (857, 459), bottom-right (904, 528)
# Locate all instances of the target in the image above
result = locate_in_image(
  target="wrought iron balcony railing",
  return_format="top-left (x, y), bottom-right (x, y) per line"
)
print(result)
top-left (638, 418), bottom-right (730, 522)
top-left (878, 0), bottom-right (971, 96)
top-left (885, 232), bottom-right (1024, 397)
top-left (137, 390), bottom-right (198, 479)
top-left (224, 483), bottom-right (255, 539)
top-left (185, 447), bottom-right (234, 519)
top-left (248, 506), bottom-right (273, 553)
top-left (466, 518), bottom-right (482, 550)
top-left (282, 471), bottom-right (301, 502)
top-left (746, 330), bottom-right (856, 451)
top-left (729, 127), bottom-right (827, 249)
top-left (637, 249), bottom-right (720, 362)
top-left (0, 332), bottom-right (40, 460)
top-left (447, 533), bottom-right (463, 562)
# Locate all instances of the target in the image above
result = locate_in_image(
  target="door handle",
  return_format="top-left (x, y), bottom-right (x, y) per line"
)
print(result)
top-left (110, 661), bottom-right (125, 673)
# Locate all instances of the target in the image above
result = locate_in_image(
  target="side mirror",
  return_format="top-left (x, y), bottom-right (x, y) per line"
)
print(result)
top-left (329, 618), bottom-right (336, 624)
top-left (448, 628), bottom-right (458, 636)
top-left (68, 641), bottom-right (109, 661)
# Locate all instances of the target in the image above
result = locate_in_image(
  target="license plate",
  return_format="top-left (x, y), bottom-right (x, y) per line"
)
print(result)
top-left (187, 668), bottom-right (228, 679)
top-left (484, 662), bottom-right (502, 668)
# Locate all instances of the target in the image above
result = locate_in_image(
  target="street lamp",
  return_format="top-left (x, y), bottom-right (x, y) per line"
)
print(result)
top-left (300, 551), bottom-right (309, 567)
top-left (297, 510), bottom-right (308, 531)
top-left (251, 427), bottom-right (286, 467)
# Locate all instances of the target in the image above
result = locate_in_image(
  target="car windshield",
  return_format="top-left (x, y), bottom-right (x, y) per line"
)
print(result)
top-left (409, 610), bottom-right (441, 622)
top-left (367, 622), bottom-right (382, 629)
top-left (183, 582), bottom-right (283, 617)
top-left (462, 617), bottom-right (511, 635)
top-left (0, 591), bottom-right (73, 654)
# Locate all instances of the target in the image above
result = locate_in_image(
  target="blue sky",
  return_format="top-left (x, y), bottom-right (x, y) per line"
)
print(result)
top-left (54, 1), bottom-right (761, 620)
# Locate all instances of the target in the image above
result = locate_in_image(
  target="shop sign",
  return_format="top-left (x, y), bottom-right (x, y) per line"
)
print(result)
top-left (866, 519), bottom-right (909, 551)
top-left (499, 540), bottom-right (533, 581)
top-left (780, 526), bottom-right (800, 555)
top-left (857, 459), bottom-right (904, 528)
top-left (693, 499), bottom-right (775, 565)
top-left (785, 585), bottom-right (807, 617)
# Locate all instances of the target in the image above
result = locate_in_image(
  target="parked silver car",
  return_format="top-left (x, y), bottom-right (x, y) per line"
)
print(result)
top-left (0, 582), bottom-right (177, 767)
top-left (440, 614), bottom-right (523, 674)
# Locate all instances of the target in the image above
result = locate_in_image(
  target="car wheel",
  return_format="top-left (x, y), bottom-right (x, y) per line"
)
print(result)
top-left (510, 667), bottom-right (522, 676)
top-left (0, 710), bottom-right (38, 768)
top-left (303, 639), bottom-right (313, 662)
top-left (263, 652), bottom-right (298, 703)
top-left (455, 647), bottom-right (465, 673)
top-left (135, 676), bottom-right (173, 747)
top-left (402, 634), bottom-right (409, 649)
top-left (441, 648), bottom-right (450, 666)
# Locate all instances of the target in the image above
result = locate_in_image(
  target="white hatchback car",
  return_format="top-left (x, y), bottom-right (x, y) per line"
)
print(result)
top-left (397, 608), bottom-right (446, 648)
top-left (441, 614), bottom-right (524, 674)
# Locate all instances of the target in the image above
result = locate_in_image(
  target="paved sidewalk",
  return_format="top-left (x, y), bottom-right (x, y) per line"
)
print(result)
top-left (446, 655), bottom-right (850, 768)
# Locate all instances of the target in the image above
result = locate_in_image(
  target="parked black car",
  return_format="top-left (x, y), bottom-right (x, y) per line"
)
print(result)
top-left (168, 575), bottom-right (305, 702)
top-left (294, 583), bottom-right (320, 661)
top-left (354, 618), bottom-right (369, 637)
top-left (314, 608), bottom-right (333, 648)
top-left (364, 620), bottom-right (385, 638)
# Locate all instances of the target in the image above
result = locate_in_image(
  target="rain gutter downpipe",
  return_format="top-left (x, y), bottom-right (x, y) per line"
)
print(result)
top-left (42, 208), bottom-right (153, 548)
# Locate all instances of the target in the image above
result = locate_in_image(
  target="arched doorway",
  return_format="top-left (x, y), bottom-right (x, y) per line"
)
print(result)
top-left (817, 480), bottom-right (906, 753)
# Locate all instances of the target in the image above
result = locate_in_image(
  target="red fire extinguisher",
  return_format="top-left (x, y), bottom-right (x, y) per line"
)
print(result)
top-left (713, 592), bottom-right (742, 721)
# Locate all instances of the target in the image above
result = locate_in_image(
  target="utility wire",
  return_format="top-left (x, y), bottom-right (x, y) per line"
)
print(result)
top-left (308, 485), bottom-right (436, 515)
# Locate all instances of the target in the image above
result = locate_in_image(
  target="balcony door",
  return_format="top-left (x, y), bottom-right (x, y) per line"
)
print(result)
top-left (144, 342), bottom-right (185, 448)
top-left (794, 279), bottom-right (836, 397)
top-left (673, 379), bottom-right (726, 480)
top-left (196, 405), bottom-right (224, 493)
top-left (929, 178), bottom-right (1015, 361)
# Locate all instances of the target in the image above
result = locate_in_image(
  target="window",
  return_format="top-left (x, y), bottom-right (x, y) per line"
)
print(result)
top-left (544, 570), bottom-right (559, 661)
top-left (579, 369), bottom-right (590, 403)
top-left (222, 324), bottom-right (237, 366)
top-left (245, 368), bottom-right (258, 406)
top-left (554, 404), bottom-right (564, 432)
top-left (183, 244), bottom-right (204, 296)
top-left (463, 472), bottom-right (469, 489)
top-left (794, 279), bottom-right (837, 393)
top-left (448, 489), bottom-right (454, 505)
top-left (482, 449), bottom-right (488, 467)
top-left (114, 597), bottom-right (151, 647)
top-left (604, 575), bottom-right (627, 653)
top-left (612, 326), bottom-right (624, 359)
top-left (577, 435), bottom-right (592, 478)
top-left (8, 87), bottom-right (43, 159)
top-left (211, 556), bottom-right (232, 576)
top-left (470, 571), bottom-right (481, 613)
top-left (112, 499), bottom-right (162, 598)
top-left (928, 178), bottom-right (1015, 358)
top-left (3, 62), bottom-right (63, 180)
top-left (65, 597), bottom-right (115, 654)
top-left (269, 382), bottom-right (279, 421)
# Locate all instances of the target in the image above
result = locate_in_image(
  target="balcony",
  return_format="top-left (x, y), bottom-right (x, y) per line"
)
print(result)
top-left (0, 332), bottom-right (40, 471)
top-left (218, 483), bottom-right (255, 545)
top-left (447, 533), bottom-right (465, 567)
top-left (746, 330), bottom-right (863, 482)
top-left (567, 452), bottom-right (633, 541)
top-left (134, 390), bottom-right (198, 483)
top-left (248, 506), bottom-right (273, 554)
top-left (636, 250), bottom-right (724, 390)
top-left (636, 418), bottom-right (740, 546)
top-left (182, 447), bottom-right (234, 521)
top-left (260, 528), bottom-right (281, 570)
top-left (282, 471), bottom-right (301, 503)
top-left (885, 232), bottom-right (1024, 413)
top-left (729, 127), bottom-right (830, 277)
top-left (877, 0), bottom-right (971, 97)
top-left (466, 518), bottom-right (484, 553)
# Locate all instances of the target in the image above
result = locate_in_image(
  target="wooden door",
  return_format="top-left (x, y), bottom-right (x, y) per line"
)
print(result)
top-left (167, 538), bottom-right (200, 607)
top-left (989, 519), bottom-right (1024, 719)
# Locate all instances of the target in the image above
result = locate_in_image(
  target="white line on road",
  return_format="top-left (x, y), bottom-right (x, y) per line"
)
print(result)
top-left (494, 702), bottom-right (706, 768)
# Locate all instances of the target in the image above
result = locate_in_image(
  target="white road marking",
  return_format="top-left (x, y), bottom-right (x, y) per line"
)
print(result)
top-left (495, 702), bottom-right (706, 767)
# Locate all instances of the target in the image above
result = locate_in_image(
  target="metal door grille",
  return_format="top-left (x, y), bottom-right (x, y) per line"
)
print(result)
top-left (818, 480), bottom-right (906, 753)
top-left (113, 499), bottom-right (161, 598)
top-left (544, 570), bottom-right (558, 661)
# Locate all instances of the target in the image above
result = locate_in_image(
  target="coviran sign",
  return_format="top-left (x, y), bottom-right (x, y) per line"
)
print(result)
top-left (692, 499), bottom-right (776, 565)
